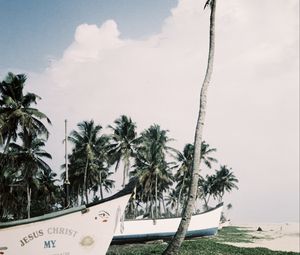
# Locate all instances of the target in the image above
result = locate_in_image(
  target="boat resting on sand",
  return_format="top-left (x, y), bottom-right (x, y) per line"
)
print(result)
top-left (112, 203), bottom-right (223, 244)
top-left (0, 181), bottom-right (135, 255)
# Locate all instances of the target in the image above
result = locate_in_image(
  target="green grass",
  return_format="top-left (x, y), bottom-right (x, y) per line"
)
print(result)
top-left (107, 227), bottom-right (299, 255)
top-left (213, 226), bottom-right (257, 243)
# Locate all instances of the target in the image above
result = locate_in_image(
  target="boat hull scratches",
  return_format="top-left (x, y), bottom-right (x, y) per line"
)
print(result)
top-left (111, 227), bottom-right (218, 244)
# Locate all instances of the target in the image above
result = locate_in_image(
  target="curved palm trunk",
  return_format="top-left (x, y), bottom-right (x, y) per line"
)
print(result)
top-left (163, 1), bottom-right (217, 254)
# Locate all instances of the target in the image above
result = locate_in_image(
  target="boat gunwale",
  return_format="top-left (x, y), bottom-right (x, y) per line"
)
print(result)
top-left (122, 202), bottom-right (223, 223)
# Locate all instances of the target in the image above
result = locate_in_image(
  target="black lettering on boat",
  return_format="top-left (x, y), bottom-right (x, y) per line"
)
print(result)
top-left (19, 229), bottom-right (44, 247)
top-left (44, 240), bottom-right (56, 248)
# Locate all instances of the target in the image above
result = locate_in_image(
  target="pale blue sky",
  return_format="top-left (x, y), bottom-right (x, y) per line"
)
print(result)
top-left (0, 0), bottom-right (177, 71)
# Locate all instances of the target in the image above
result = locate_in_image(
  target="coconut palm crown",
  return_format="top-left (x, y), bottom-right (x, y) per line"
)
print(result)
top-left (0, 72), bottom-right (51, 152)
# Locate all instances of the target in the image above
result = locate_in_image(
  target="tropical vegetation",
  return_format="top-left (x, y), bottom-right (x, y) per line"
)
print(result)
top-left (0, 72), bottom-right (238, 226)
top-left (0, 72), bottom-right (56, 219)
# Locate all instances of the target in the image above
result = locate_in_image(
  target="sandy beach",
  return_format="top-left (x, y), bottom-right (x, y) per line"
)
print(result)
top-left (227, 223), bottom-right (300, 253)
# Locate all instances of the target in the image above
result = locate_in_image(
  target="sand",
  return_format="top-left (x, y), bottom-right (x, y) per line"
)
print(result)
top-left (228, 223), bottom-right (300, 253)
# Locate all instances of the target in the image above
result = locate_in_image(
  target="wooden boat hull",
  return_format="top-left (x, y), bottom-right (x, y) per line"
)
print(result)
top-left (0, 190), bottom-right (132, 255)
top-left (112, 204), bottom-right (223, 244)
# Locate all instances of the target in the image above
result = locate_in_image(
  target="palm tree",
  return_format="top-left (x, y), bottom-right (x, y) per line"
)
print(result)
top-left (90, 159), bottom-right (115, 200)
top-left (81, 133), bottom-right (115, 201)
top-left (174, 142), bottom-right (217, 216)
top-left (198, 174), bottom-right (217, 209)
top-left (165, 189), bottom-right (178, 216)
top-left (68, 120), bottom-right (102, 204)
top-left (31, 170), bottom-right (62, 216)
top-left (131, 124), bottom-right (175, 219)
top-left (163, 1), bottom-right (218, 253)
top-left (63, 152), bottom-right (85, 206)
top-left (108, 115), bottom-right (139, 187)
top-left (8, 133), bottom-right (52, 218)
top-left (0, 72), bottom-right (51, 152)
top-left (0, 160), bottom-right (18, 220)
top-left (213, 165), bottom-right (239, 202)
top-left (201, 141), bottom-right (217, 168)
top-left (174, 144), bottom-right (193, 216)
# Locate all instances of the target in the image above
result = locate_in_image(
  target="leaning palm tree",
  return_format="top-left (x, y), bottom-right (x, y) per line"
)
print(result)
top-left (0, 72), bottom-right (51, 152)
top-left (163, 0), bottom-right (218, 253)
top-left (108, 115), bottom-right (139, 187)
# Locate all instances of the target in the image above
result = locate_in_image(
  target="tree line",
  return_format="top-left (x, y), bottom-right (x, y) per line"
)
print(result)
top-left (0, 72), bottom-right (238, 221)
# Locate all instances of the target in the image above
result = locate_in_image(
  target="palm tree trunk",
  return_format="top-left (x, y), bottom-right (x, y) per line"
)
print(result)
top-left (155, 173), bottom-right (158, 219)
top-left (203, 196), bottom-right (209, 210)
top-left (219, 192), bottom-right (224, 203)
top-left (176, 172), bottom-right (187, 216)
top-left (26, 184), bottom-right (31, 219)
top-left (134, 201), bottom-right (137, 218)
top-left (0, 204), bottom-right (3, 220)
top-left (162, 198), bottom-right (167, 215)
top-left (77, 188), bottom-right (80, 206)
top-left (146, 198), bottom-right (149, 214)
top-left (150, 198), bottom-right (154, 219)
top-left (122, 157), bottom-right (130, 187)
top-left (163, 1), bottom-right (217, 254)
top-left (149, 182), bottom-right (153, 218)
top-left (4, 135), bottom-right (11, 153)
top-left (99, 171), bottom-right (103, 200)
top-left (83, 158), bottom-right (89, 204)
top-left (80, 187), bottom-right (84, 205)
top-left (159, 199), bottom-right (162, 217)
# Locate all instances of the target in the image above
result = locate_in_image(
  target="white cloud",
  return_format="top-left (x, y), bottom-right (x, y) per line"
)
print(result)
top-left (28, 0), bottom-right (299, 222)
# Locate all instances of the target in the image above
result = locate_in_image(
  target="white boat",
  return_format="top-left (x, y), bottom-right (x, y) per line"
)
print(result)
top-left (112, 203), bottom-right (223, 244)
top-left (0, 182), bottom-right (135, 255)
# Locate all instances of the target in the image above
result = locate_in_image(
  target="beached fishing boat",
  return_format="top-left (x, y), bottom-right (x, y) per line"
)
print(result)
top-left (0, 181), bottom-right (135, 255)
top-left (112, 203), bottom-right (223, 244)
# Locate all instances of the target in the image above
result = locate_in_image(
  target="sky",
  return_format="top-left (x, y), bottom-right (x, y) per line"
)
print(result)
top-left (0, 0), bottom-right (299, 223)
